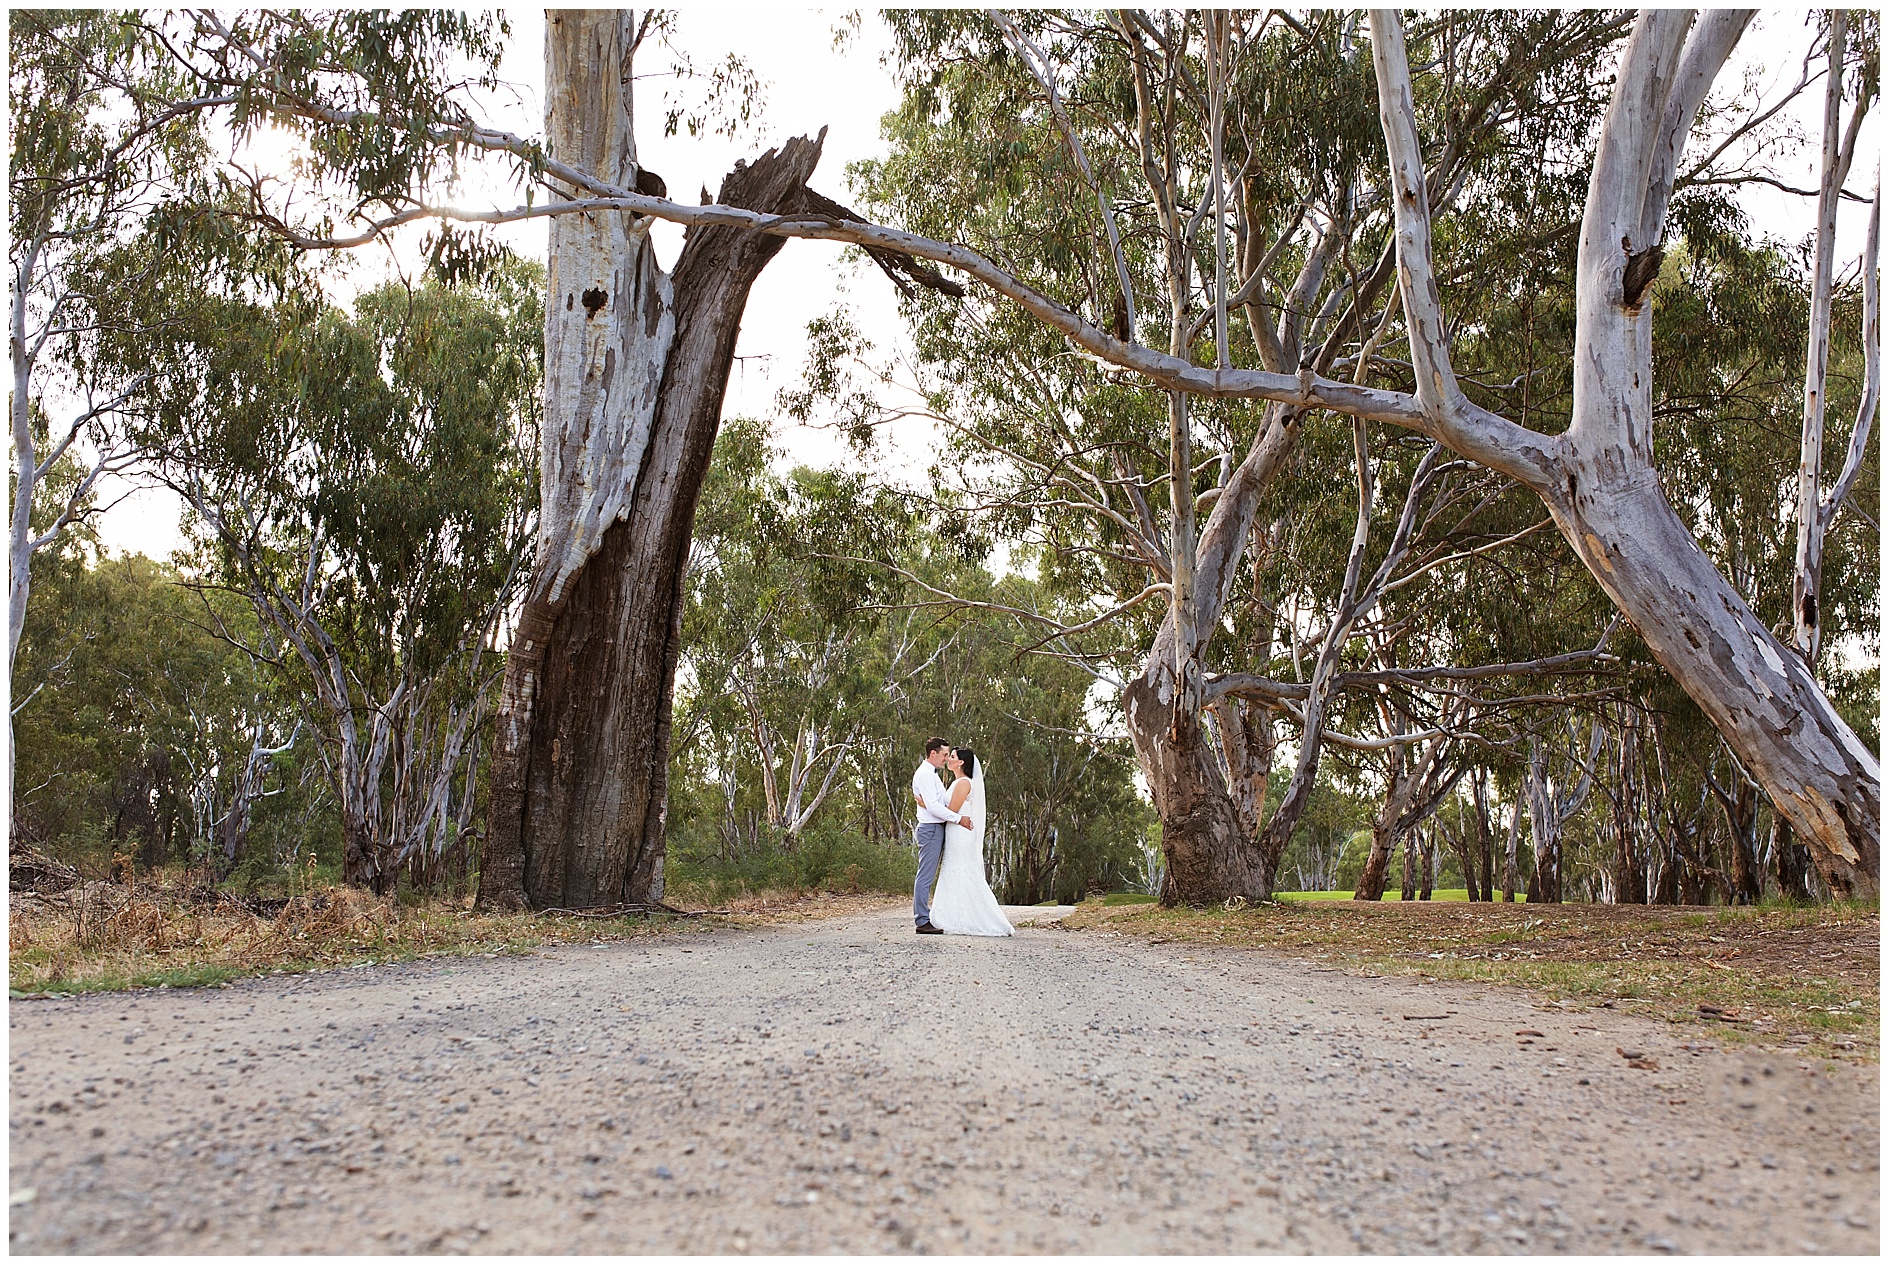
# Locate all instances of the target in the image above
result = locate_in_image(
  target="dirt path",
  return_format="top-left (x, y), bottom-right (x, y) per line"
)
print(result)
top-left (9, 904), bottom-right (1878, 1254)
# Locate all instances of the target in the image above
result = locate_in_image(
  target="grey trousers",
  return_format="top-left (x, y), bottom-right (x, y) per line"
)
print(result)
top-left (913, 822), bottom-right (946, 926)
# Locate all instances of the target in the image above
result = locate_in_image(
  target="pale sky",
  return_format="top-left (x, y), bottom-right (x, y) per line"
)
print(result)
top-left (91, 9), bottom-right (1879, 560)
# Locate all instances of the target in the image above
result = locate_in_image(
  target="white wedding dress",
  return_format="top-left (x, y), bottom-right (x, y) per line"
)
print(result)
top-left (926, 764), bottom-right (1013, 937)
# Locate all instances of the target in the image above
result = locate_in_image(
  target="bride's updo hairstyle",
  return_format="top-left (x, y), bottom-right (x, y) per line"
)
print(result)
top-left (955, 747), bottom-right (978, 778)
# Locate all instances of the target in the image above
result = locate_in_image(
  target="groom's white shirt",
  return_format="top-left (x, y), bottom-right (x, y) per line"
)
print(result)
top-left (912, 761), bottom-right (956, 825)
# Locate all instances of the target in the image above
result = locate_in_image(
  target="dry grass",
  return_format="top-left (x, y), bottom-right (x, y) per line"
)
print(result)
top-left (8, 880), bottom-right (907, 997)
top-left (7, 881), bottom-right (667, 996)
top-left (1061, 897), bottom-right (1880, 1063)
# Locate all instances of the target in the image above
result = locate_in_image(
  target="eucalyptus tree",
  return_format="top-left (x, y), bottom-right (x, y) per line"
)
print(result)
top-left (1650, 202), bottom-right (1879, 898)
top-left (139, 269), bottom-right (541, 893)
top-left (137, 10), bottom-right (964, 907)
top-left (186, 6), bottom-right (1624, 906)
top-left (7, 9), bottom-right (237, 803)
top-left (1791, 12), bottom-right (1878, 666)
top-left (109, 8), bottom-right (1877, 898)
top-left (35, 10), bottom-right (880, 902)
top-left (830, 10), bottom-right (1629, 902)
top-left (689, 10), bottom-right (1878, 896)
top-left (10, 539), bottom-right (285, 873)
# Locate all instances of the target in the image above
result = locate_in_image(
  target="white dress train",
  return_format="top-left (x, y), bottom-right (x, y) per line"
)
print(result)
top-left (926, 765), bottom-right (1013, 937)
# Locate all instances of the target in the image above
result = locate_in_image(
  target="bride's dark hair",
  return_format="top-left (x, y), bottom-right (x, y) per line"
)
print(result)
top-left (954, 747), bottom-right (977, 778)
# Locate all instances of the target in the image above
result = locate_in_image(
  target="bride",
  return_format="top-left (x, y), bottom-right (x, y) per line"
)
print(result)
top-left (925, 747), bottom-right (1013, 937)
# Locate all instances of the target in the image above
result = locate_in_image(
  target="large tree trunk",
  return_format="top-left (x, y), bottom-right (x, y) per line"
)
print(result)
top-left (1126, 677), bottom-right (1267, 905)
top-left (1209, 695), bottom-right (1277, 850)
top-left (478, 11), bottom-right (666, 911)
top-left (1548, 439), bottom-right (1879, 899)
top-left (1127, 410), bottom-right (1302, 907)
top-left (341, 812), bottom-right (384, 895)
top-left (1356, 812), bottom-right (1399, 903)
top-left (1370, 10), bottom-right (1878, 900)
top-left (1544, 14), bottom-right (1876, 898)
top-left (477, 12), bottom-right (824, 910)
top-left (521, 140), bottom-right (818, 910)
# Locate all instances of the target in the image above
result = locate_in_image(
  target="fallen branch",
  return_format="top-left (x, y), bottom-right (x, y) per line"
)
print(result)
top-left (537, 903), bottom-right (717, 919)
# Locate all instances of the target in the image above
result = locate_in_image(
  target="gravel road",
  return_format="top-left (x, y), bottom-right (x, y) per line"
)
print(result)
top-left (8, 903), bottom-right (1878, 1254)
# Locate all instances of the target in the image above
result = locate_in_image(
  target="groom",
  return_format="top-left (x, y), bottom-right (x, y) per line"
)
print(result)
top-left (911, 736), bottom-right (972, 935)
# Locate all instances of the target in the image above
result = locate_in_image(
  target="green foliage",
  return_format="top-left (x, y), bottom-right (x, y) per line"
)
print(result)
top-left (853, 8), bottom-right (1637, 743)
top-left (667, 421), bottom-right (1152, 903)
top-left (1653, 227), bottom-right (1878, 657)
top-left (1274, 778), bottom-right (1372, 893)
top-left (854, 11), bottom-right (1877, 910)
top-left (668, 821), bottom-right (918, 905)
top-left (189, 10), bottom-right (511, 211)
top-left (10, 546), bottom-right (308, 874)
top-left (124, 261), bottom-right (543, 884)
top-left (148, 260), bottom-right (543, 664)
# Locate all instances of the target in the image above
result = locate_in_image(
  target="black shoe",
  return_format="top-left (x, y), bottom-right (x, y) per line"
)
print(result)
top-left (916, 923), bottom-right (943, 935)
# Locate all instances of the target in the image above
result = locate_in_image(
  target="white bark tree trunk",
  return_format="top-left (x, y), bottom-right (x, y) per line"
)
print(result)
top-left (1793, 12), bottom-right (1875, 667)
top-left (1792, 11), bottom-right (1849, 661)
top-left (1371, 8), bottom-right (1879, 898)
top-left (536, 14), bottom-right (675, 608)
top-left (480, 10), bottom-right (669, 907)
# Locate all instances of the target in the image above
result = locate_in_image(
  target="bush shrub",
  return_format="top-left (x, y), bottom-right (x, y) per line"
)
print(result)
top-left (665, 823), bottom-right (917, 906)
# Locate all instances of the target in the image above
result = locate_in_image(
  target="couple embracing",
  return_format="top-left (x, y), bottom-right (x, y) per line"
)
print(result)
top-left (910, 737), bottom-right (1013, 937)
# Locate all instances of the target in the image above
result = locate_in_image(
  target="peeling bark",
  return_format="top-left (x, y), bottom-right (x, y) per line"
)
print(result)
top-left (1372, 10), bottom-right (1879, 898)
top-left (477, 12), bottom-right (824, 909)
top-left (1127, 671), bottom-right (1267, 905)
top-left (1126, 408), bottom-right (1302, 905)
top-left (1208, 694), bottom-right (1278, 850)
top-left (1544, 456), bottom-right (1878, 897)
